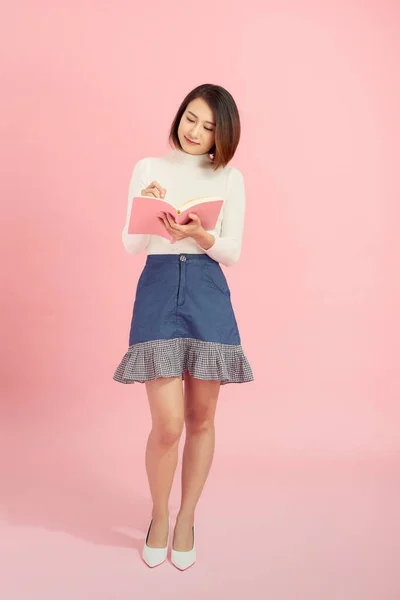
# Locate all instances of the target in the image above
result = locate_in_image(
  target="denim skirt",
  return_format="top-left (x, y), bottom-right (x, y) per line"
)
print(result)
top-left (113, 253), bottom-right (254, 385)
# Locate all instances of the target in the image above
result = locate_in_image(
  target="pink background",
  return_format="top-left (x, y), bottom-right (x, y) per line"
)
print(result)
top-left (0, 1), bottom-right (399, 598)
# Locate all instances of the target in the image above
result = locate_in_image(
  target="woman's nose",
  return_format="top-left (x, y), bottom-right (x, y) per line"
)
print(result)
top-left (190, 125), bottom-right (201, 137)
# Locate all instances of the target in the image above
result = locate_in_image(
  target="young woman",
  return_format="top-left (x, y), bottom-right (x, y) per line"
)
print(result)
top-left (113, 83), bottom-right (254, 570)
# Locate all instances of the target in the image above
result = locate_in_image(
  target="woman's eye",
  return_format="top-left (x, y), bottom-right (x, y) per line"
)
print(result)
top-left (186, 117), bottom-right (213, 132)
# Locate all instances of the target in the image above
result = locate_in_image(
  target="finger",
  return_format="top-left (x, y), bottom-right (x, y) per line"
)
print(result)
top-left (157, 216), bottom-right (168, 229)
top-left (161, 219), bottom-right (177, 243)
top-left (160, 215), bottom-right (172, 231)
top-left (149, 181), bottom-right (166, 198)
top-left (141, 188), bottom-right (159, 198)
top-left (158, 219), bottom-right (170, 233)
top-left (146, 185), bottom-right (162, 198)
top-left (165, 212), bottom-right (179, 229)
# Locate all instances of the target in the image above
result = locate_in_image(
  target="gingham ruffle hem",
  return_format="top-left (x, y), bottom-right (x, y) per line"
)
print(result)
top-left (113, 337), bottom-right (253, 385)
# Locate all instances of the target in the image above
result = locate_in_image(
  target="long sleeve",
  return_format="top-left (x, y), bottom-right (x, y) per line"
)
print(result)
top-left (198, 167), bottom-right (246, 267)
top-left (122, 158), bottom-right (151, 255)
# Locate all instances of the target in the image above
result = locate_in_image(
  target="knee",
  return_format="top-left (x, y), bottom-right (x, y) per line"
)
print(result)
top-left (153, 419), bottom-right (184, 445)
top-left (185, 409), bottom-right (214, 433)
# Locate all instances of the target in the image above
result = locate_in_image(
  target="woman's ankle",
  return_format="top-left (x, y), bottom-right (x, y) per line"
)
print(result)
top-left (151, 508), bottom-right (170, 521)
top-left (176, 510), bottom-right (195, 524)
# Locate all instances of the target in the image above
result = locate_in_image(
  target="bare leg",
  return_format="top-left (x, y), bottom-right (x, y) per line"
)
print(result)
top-left (144, 376), bottom-right (184, 548)
top-left (173, 373), bottom-right (221, 551)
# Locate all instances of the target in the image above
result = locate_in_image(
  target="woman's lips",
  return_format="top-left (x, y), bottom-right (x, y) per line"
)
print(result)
top-left (185, 136), bottom-right (199, 145)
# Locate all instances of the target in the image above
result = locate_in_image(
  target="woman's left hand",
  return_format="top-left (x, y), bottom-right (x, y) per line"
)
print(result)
top-left (158, 212), bottom-right (204, 243)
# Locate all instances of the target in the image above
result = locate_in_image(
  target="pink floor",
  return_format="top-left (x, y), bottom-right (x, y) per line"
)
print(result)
top-left (1, 420), bottom-right (398, 600)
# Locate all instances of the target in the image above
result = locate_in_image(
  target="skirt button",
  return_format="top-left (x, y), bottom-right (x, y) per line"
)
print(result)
top-left (180, 255), bottom-right (187, 262)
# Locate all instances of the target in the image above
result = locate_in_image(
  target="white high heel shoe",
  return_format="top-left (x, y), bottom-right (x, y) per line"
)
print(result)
top-left (142, 517), bottom-right (170, 568)
top-left (171, 524), bottom-right (196, 571)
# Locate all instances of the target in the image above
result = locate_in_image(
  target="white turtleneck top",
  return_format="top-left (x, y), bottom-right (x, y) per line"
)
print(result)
top-left (122, 147), bottom-right (246, 267)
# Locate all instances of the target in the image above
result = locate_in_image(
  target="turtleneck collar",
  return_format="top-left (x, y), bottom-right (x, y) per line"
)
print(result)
top-left (168, 147), bottom-right (213, 168)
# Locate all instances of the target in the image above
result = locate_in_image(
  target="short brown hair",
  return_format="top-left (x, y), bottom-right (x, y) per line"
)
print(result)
top-left (168, 83), bottom-right (241, 171)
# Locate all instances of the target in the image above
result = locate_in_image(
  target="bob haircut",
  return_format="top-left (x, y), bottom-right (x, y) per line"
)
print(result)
top-left (168, 83), bottom-right (241, 171)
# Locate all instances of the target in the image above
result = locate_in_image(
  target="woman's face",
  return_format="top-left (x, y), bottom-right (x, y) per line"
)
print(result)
top-left (177, 97), bottom-right (216, 155)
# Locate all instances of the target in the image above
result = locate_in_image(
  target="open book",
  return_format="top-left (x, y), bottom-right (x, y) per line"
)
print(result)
top-left (128, 195), bottom-right (224, 240)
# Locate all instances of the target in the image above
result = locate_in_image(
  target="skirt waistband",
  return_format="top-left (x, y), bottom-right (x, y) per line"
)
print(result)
top-left (145, 253), bottom-right (218, 265)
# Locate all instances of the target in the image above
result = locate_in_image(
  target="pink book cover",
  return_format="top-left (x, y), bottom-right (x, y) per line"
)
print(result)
top-left (128, 195), bottom-right (224, 240)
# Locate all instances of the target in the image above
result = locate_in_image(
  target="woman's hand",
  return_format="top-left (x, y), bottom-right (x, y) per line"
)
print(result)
top-left (141, 181), bottom-right (167, 198)
top-left (141, 183), bottom-right (208, 245)
top-left (158, 212), bottom-right (204, 243)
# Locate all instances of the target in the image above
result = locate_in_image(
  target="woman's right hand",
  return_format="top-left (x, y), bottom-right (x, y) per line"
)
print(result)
top-left (141, 181), bottom-right (166, 199)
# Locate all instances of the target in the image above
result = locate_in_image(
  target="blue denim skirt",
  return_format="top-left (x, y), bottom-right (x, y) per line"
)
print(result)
top-left (113, 253), bottom-right (254, 385)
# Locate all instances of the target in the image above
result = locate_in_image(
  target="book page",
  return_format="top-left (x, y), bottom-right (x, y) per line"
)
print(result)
top-left (178, 196), bottom-right (222, 212)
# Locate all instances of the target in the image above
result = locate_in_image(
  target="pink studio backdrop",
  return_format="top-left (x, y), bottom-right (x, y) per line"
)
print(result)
top-left (0, 1), bottom-right (399, 598)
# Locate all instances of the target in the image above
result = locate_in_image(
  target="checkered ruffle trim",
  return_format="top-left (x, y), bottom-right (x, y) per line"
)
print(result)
top-left (113, 337), bottom-right (254, 385)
